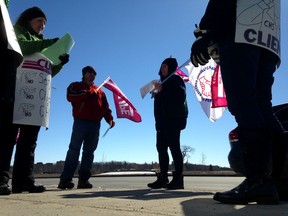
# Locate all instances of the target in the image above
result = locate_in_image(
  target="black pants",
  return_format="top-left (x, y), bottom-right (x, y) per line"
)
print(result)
top-left (0, 102), bottom-right (40, 186)
top-left (219, 41), bottom-right (278, 179)
top-left (156, 128), bottom-right (183, 176)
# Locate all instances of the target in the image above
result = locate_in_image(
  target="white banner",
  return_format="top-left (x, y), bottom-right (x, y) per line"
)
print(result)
top-left (13, 53), bottom-right (52, 128)
top-left (185, 59), bottom-right (226, 122)
top-left (235, 0), bottom-right (280, 59)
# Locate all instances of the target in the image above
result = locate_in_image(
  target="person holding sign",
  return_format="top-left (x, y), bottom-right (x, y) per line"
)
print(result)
top-left (0, 6), bottom-right (69, 195)
top-left (0, 0), bottom-right (23, 196)
top-left (58, 66), bottom-right (115, 190)
top-left (190, 0), bottom-right (281, 204)
top-left (147, 58), bottom-right (188, 190)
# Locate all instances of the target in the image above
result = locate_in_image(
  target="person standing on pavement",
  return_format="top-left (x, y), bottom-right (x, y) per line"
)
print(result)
top-left (190, 0), bottom-right (281, 204)
top-left (0, 0), bottom-right (23, 195)
top-left (147, 58), bottom-right (188, 190)
top-left (0, 6), bottom-right (69, 195)
top-left (58, 66), bottom-right (115, 190)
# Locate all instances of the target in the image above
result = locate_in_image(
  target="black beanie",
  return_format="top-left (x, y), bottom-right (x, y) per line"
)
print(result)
top-left (161, 58), bottom-right (178, 74)
top-left (82, 66), bottom-right (96, 77)
top-left (25, 7), bottom-right (47, 21)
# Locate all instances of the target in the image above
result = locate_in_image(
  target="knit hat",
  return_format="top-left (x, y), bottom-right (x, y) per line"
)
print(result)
top-left (161, 58), bottom-right (178, 74)
top-left (82, 66), bottom-right (96, 77)
top-left (25, 7), bottom-right (47, 21)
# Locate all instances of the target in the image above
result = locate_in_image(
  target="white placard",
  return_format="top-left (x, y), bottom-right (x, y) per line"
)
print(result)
top-left (13, 53), bottom-right (52, 128)
top-left (235, 0), bottom-right (280, 59)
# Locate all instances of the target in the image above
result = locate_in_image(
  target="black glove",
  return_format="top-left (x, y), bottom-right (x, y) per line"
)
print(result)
top-left (52, 38), bottom-right (59, 42)
top-left (190, 28), bottom-right (211, 67)
top-left (59, 54), bottom-right (69, 65)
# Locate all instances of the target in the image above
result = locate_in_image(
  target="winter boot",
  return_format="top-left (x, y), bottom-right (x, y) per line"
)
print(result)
top-left (77, 178), bottom-right (93, 189)
top-left (166, 171), bottom-right (184, 190)
top-left (0, 182), bottom-right (11, 195)
top-left (147, 172), bottom-right (169, 189)
top-left (214, 128), bottom-right (279, 204)
top-left (58, 179), bottom-right (74, 190)
top-left (213, 178), bottom-right (279, 204)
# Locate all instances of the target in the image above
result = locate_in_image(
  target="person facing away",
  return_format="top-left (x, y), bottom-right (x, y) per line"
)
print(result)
top-left (0, 6), bottom-right (69, 195)
top-left (58, 66), bottom-right (115, 190)
top-left (147, 57), bottom-right (188, 190)
top-left (190, 0), bottom-right (281, 204)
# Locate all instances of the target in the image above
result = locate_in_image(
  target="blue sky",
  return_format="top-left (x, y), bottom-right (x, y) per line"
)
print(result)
top-left (7, 1), bottom-right (288, 167)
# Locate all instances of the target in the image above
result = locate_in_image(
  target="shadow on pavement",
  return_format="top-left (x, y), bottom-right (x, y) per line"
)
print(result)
top-left (60, 188), bottom-right (213, 201)
top-left (181, 198), bottom-right (288, 216)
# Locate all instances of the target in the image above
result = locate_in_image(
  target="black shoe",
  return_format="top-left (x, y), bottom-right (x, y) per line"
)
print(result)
top-left (12, 184), bottom-right (46, 193)
top-left (0, 182), bottom-right (11, 195)
top-left (77, 179), bottom-right (93, 189)
top-left (58, 179), bottom-right (74, 190)
top-left (213, 178), bottom-right (279, 205)
top-left (147, 172), bottom-right (169, 189)
top-left (166, 172), bottom-right (184, 190)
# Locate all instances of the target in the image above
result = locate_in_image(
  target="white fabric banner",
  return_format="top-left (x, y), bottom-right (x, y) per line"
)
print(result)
top-left (185, 59), bottom-right (226, 122)
top-left (13, 53), bottom-right (52, 128)
top-left (235, 0), bottom-right (280, 59)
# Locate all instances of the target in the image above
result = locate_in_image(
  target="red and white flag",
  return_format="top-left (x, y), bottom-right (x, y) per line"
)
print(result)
top-left (175, 68), bottom-right (189, 82)
top-left (102, 77), bottom-right (142, 123)
top-left (184, 59), bottom-right (227, 122)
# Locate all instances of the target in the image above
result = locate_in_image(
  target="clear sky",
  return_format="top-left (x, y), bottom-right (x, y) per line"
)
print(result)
top-left (7, 1), bottom-right (288, 168)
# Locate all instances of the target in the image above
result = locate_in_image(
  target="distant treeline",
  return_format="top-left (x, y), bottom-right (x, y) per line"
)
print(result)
top-left (25, 161), bottom-right (232, 175)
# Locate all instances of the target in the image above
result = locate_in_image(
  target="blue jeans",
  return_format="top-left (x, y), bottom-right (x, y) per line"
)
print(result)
top-left (60, 118), bottom-right (100, 181)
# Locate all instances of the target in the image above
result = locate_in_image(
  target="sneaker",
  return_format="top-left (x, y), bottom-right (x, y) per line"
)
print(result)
top-left (0, 182), bottom-right (11, 195)
top-left (58, 179), bottom-right (74, 190)
top-left (12, 184), bottom-right (46, 193)
top-left (147, 172), bottom-right (169, 189)
top-left (213, 178), bottom-right (279, 205)
top-left (77, 179), bottom-right (93, 189)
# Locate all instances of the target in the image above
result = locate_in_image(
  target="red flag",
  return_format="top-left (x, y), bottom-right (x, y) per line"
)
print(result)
top-left (211, 65), bottom-right (227, 108)
top-left (176, 68), bottom-right (189, 82)
top-left (103, 77), bottom-right (142, 123)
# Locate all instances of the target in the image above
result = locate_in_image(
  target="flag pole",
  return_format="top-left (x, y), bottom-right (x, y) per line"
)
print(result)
top-left (160, 59), bottom-right (190, 84)
top-left (97, 76), bottom-right (110, 91)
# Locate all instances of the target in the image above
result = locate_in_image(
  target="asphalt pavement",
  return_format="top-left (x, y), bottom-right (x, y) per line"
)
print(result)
top-left (0, 176), bottom-right (287, 216)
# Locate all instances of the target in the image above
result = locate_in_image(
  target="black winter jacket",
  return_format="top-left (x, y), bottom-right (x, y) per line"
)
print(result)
top-left (154, 74), bottom-right (188, 131)
top-left (199, 0), bottom-right (237, 43)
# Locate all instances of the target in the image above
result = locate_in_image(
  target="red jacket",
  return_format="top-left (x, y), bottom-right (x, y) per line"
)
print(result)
top-left (67, 80), bottom-right (113, 123)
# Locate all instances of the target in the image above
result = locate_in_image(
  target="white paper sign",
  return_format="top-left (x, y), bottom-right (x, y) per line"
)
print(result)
top-left (13, 53), bottom-right (52, 128)
top-left (140, 80), bottom-right (158, 99)
top-left (235, 0), bottom-right (280, 59)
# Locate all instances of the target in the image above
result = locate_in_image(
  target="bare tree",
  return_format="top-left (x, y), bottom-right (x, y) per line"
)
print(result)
top-left (201, 153), bottom-right (207, 165)
top-left (181, 145), bottom-right (195, 164)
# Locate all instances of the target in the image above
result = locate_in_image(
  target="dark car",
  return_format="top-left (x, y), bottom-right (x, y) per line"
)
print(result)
top-left (228, 104), bottom-right (288, 175)
top-left (227, 103), bottom-right (288, 200)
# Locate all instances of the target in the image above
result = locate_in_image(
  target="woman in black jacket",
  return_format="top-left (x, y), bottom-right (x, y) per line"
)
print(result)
top-left (147, 58), bottom-right (188, 190)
